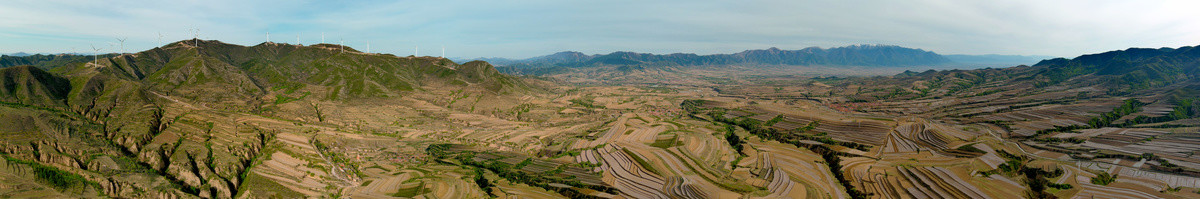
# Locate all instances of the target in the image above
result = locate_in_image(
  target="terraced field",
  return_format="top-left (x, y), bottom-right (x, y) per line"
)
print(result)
top-left (896, 167), bottom-right (989, 199)
top-left (594, 145), bottom-right (668, 199)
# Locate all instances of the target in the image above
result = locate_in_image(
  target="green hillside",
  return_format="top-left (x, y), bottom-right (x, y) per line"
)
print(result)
top-left (0, 39), bottom-right (532, 199)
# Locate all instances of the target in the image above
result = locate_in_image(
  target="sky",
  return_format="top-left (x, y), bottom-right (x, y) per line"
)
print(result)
top-left (1, 0), bottom-right (1198, 59)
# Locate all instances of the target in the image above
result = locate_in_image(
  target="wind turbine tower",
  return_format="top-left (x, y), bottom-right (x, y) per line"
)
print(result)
top-left (190, 27), bottom-right (200, 47)
top-left (266, 31), bottom-right (271, 43)
top-left (90, 44), bottom-right (102, 65)
top-left (157, 32), bottom-right (166, 47)
top-left (415, 45), bottom-right (419, 57)
top-left (321, 32), bottom-right (325, 44)
top-left (115, 37), bottom-right (127, 54)
top-left (339, 38), bottom-right (344, 53)
top-left (366, 41), bottom-right (371, 53)
top-left (297, 34), bottom-right (301, 45)
top-left (441, 45), bottom-right (445, 58)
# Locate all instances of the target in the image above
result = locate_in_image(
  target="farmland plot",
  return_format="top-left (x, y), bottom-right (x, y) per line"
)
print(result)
top-left (752, 110), bottom-right (892, 146)
top-left (882, 132), bottom-right (922, 153)
top-left (973, 144), bottom-right (1005, 169)
top-left (1118, 167), bottom-right (1200, 188)
top-left (1074, 177), bottom-right (1165, 199)
top-left (896, 122), bottom-right (954, 151)
top-left (750, 142), bottom-right (846, 199)
top-left (814, 119), bottom-right (892, 145)
top-left (896, 167), bottom-right (989, 199)
top-left (753, 153), bottom-right (807, 198)
top-left (594, 145), bottom-right (669, 199)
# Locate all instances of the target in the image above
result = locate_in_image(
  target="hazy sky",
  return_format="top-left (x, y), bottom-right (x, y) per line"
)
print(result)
top-left (2, 0), bottom-right (1198, 59)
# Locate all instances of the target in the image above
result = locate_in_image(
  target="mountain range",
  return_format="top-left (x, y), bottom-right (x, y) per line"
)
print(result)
top-left (1031, 46), bottom-right (1200, 90)
top-left (4, 52), bottom-right (32, 56)
top-left (461, 45), bottom-right (952, 69)
top-left (942, 54), bottom-right (1055, 66)
top-left (8, 40), bottom-right (524, 103)
top-left (457, 45), bottom-right (1055, 74)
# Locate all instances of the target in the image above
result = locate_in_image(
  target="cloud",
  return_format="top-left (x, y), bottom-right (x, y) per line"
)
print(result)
top-left (1, 0), bottom-right (1198, 58)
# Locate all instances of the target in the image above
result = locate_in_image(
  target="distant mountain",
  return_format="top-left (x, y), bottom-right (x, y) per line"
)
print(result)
top-left (6, 52), bottom-right (31, 56)
top-left (493, 45), bottom-right (953, 74)
top-left (484, 48), bottom-right (1056, 73)
top-left (492, 45), bottom-right (954, 76)
top-left (519, 51), bottom-right (595, 66)
top-left (893, 44), bottom-right (1200, 96)
top-left (944, 54), bottom-right (1056, 66)
top-left (725, 45), bottom-right (951, 66)
top-left (456, 51), bottom-right (595, 67)
top-left (458, 57), bottom-right (519, 65)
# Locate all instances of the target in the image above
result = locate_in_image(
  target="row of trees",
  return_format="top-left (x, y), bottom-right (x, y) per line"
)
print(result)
top-left (1123, 96), bottom-right (1200, 125)
top-left (810, 145), bottom-right (872, 199)
top-left (569, 98), bottom-right (605, 109)
top-left (1088, 99), bottom-right (1145, 127)
top-left (1033, 96), bottom-right (1198, 141)
top-left (1, 155), bottom-right (99, 193)
top-left (1029, 98), bottom-right (1146, 137)
top-left (425, 145), bottom-right (617, 198)
top-left (463, 154), bottom-right (613, 198)
top-left (724, 124), bottom-right (744, 155)
top-left (979, 150), bottom-right (1072, 198)
top-left (715, 111), bottom-right (868, 151)
top-left (473, 168), bottom-right (495, 197)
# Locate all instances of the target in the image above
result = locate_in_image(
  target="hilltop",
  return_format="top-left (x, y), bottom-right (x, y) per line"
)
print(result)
top-left (0, 39), bottom-right (537, 198)
top-left (0, 53), bottom-right (118, 69)
top-left (0, 66), bottom-right (71, 107)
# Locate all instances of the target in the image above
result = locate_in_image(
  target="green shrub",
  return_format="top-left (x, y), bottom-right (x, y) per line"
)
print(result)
top-left (1091, 172), bottom-right (1118, 185)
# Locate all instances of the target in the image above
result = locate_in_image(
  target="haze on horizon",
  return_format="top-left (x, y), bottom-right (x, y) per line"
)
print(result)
top-left (1, 0), bottom-right (1198, 59)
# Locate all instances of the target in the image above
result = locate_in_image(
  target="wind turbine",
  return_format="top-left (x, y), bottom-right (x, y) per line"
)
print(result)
top-left (321, 32), bottom-right (325, 44)
top-left (157, 32), bottom-right (166, 47)
top-left (115, 37), bottom-right (127, 54)
top-left (90, 44), bottom-right (102, 65)
top-left (296, 34), bottom-right (301, 45)
top-left (415, 45), bottom-right (419, 57)
top-left (266, 30), bottom-right (271, 44)
top-left (441, 45), bottom-right (444, 58)
top-left (366, 40), bottom-right (370, 53)
top-left (189, 27), bottom-right (200, 47)
top-left (339, 37), bottom-right (344, 53)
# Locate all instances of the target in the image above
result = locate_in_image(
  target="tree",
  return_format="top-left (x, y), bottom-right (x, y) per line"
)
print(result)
top-left (473, 168), bottom-right (495, 197)
top-left (724, 125), bottom-right (744, 154)
top-left (1091, 172), bottom-right (1118, 185)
